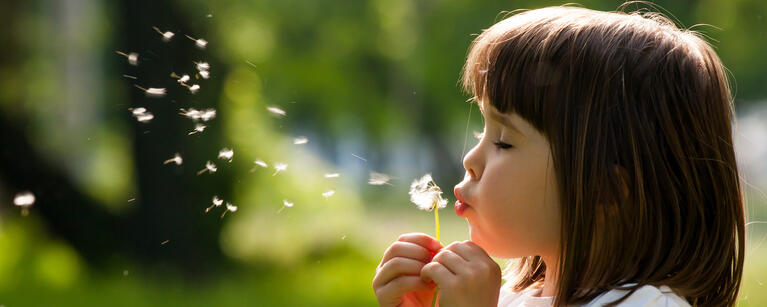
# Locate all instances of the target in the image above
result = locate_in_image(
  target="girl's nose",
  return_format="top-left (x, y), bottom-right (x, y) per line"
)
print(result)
top-left (462, 145), bottom-right (483, 181)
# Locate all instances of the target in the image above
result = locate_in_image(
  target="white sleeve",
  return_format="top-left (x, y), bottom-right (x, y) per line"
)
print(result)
top-left (585, 285), bottom-right (691, 307)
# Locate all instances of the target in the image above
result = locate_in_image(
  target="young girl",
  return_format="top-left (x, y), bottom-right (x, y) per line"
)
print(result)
top-left (373, 5), bottom-right (745, 307)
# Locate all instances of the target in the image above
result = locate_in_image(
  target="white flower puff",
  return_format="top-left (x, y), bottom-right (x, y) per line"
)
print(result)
top-left (409, 174), bottom-right (448, 211)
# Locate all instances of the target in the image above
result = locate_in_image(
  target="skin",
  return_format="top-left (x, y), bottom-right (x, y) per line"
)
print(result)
top-left (373, 102), bottom-right (562, 306)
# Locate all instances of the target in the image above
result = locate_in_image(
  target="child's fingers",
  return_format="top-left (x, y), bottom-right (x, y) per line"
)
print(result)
top-left (396, 233), bottom-right (443, 251)
top-left (432, 248), bottom-right (470, 276)
top-left (373, 257), bottom-right (427, 289)
top-left (379, 241), bottom-right (433, 268)
top-left (446, 240), bottom-right (490, 261)
top-left (420, 261), bottom-right (455, 286)
top-left (374, 275), bottom-right (433, 304)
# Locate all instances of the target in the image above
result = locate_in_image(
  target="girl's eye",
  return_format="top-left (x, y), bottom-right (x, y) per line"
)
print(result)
top-left (493, 141), bottom-right (513, 149)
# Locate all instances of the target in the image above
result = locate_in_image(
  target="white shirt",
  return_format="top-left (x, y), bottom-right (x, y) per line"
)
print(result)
top-left (498, 282), bottom-right (691, 306)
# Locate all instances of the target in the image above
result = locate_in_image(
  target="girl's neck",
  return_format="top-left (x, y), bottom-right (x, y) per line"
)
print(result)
top-left (536, 255), bottom-right (559, 297)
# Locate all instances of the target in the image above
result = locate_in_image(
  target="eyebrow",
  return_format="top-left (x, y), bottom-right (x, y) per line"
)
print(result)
top-left (479, 103), bottom-right (525, 136)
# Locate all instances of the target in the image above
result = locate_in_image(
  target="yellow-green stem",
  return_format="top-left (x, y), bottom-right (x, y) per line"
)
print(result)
top-left (432, 204), bottom-right (441, 307)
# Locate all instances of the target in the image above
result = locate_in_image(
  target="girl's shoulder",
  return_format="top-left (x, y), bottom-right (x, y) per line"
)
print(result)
top-left (584, 283), bottom-right (690, 307)
top-left (497, 282), bottom-right (690, 307)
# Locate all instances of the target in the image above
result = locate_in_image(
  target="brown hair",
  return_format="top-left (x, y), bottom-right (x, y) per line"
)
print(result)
top-left (461, 4), bottom-right (745, 306)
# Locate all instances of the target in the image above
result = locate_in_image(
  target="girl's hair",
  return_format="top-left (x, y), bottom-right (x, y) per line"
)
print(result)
top-left (461, 4), bottom-right (744, 307)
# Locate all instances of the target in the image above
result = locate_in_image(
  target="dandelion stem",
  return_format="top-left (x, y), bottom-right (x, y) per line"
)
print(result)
top-left (432, 199), bottom-right (442, 307)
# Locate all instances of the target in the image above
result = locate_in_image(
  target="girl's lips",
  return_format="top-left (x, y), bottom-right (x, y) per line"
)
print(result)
top-left (453, 187), bottom-right (471, 217)
top-left (455, 200), bottom-right (470, 217)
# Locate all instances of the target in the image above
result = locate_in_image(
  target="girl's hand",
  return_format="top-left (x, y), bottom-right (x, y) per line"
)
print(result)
top-left (373, 233), bottom-right (443, 307)
top-left (420, 240), bottom-right (501, 307)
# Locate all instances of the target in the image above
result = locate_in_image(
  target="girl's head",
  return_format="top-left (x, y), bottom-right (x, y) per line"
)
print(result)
top-left (455, 5), bottom-right (744, 306)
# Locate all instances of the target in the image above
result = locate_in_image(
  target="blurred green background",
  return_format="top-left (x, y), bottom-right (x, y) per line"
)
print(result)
top-left (0, 0), bottom-right (765, 306)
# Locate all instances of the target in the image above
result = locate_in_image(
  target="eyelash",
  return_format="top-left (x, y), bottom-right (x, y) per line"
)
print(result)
top-left (493, 141), bottom-right (513, 149)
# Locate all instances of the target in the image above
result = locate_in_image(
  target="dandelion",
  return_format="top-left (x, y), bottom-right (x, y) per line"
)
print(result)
top-left (198, 70), bottom-right (210, 79)
top-left (293, 137), bottom-right (308, 145)
top-left (368, 172), bottom-right (392, 185)
top-left (220, 202), bottom-right (238, 218)
top-left (152, 26), bottom-right (175, 42)
top-left (273, 163), bottom-right (287, 176)
top-left (185, 34), bottom-right (208, 48)
top-left (134, 85), bottom-right (166, 97)
top-left (116, 51), bottom-right (139, 65)
top-left (324, 173), bottom-right (340, 178)
top-left (194, 61), bottom-right (210, 71)
top-left (163, 153), bottom-right (183, 165)
top-left (322, 190), bottom-right (335, 199)
top-left (409, 173), bottom-right (448, 307)
top-left (197, 160), bottom-right (217, 175)
top-left (266, 106), bottom-right (286, 116)
top-left (218, 148), bottom-right (234, 162)
top-left (205, 195), bottom-right (225, 213)
top-left (14, 191), bottom-right (35, 216)
top-left (188, 124), bottom-right (206, 135)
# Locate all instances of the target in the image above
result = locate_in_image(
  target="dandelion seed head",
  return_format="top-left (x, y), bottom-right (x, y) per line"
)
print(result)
top-left (368, 172), bottom-right (391, 185)
top-left (322, 190), bottom-right (335, 198)
top-left (254, 160), bottom-right (268, 168)
top-left (218, 148), bottom-right (234, 161)
top-left (293, 137), bottom-right (308, 145)
top-left (13, 192), bottom-right (35, 207)
top-left (199, 70), bottom-right (210, 79)
top-left (408, 173), bottom-right (447, 211)
top-left (324, 173), bottom-right (340, 178)
top-left (266, 106), bottom-right (286, 116)
top-left (283, 199), bottom-right (294, 207)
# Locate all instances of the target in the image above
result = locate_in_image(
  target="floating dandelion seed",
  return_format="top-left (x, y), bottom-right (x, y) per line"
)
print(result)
top-left (293, 137), bottom-right (308, 145)
top-left (134, 85), bottom-right (166, 97)
top-left (136, 113), bottom-right (154, 123)
top-left (368, 172), bottom-right (392, 185)
top-left (220, 202), bottom-right (238, 218)
top-left (351, 153), bottom-right (368, 162)
top-left (116, 51), bottom-right (139, 65)
top-left (284, 200), bottom-right (294, 207)
top-left (218, 148), bottom-right (234, 162)
top-left (161, 240), bottom-right (170, 245)
top-left (272, 163), bottom-right (287, 176)
top-left (179, 108), bottom-right (216, 122)
top-left (184, 83), bottom-right (200, 94)
top-left (163, 153), bottom-right (183, 165)
top-left (409, 173), bottom-right (447, 307)
top-left (171, 72), bottom-right (191, 84)
top-left (185, 35), bottom-right (208, 48)
top-left (122, 74), bottom-right (137, 80)
top-left (322, 190), bottom-right (335, 199)
top-left (194, 61), bottom-right (210, 71)
top-left (205, 195), bottom-right (225, 213)
top-left (152, 26), bottom-right (175, 42)
top-left (266, 106), bottom-right (286, 116)
top-left (198, 70), bottom-right (210, 79)
top-left (188, 124), bottom-right (206, 135)
top-left (14, 191), bottom-right (35, 216)
top-left (197, 160), bottom-right (217, 175)
top-left (324, 173), bottom-right (340, 178)
top-left (255, 160), bottom-right (268, 167)
top-left (130, 107), bottom-right (147, 116)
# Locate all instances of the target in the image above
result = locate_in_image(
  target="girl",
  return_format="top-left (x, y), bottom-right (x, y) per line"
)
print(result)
top-left (373, 4), bottom-right (745, 307)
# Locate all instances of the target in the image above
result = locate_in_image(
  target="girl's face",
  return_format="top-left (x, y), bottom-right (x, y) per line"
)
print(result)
top-left (454, 102), bottom-right (561, 259)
